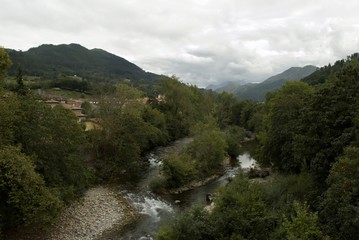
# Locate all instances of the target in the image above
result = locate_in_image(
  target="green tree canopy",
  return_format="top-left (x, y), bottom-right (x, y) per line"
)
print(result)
top-left (258, 81), bottom-right (314, 173)
top-left (14, 94), bottom-right (91, 201)
top-left (0, 146), bottom-right (62, 228)
top-left (320, 146), bottom-right (359, 239)
top-left (294, 59), bottom-right (359, 184)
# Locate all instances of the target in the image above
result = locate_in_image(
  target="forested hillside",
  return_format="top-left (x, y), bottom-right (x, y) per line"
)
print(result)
top-left (6, 44), bottom-right (160, 84)
top-left (214, 65), bottom-right (317, 101)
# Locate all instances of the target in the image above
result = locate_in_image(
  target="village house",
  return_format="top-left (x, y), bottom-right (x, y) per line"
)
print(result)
top-left (45, 99), bottom-right (87, 123)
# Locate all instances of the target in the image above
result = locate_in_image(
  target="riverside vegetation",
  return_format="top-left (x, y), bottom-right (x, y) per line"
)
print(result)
top-left (1, 47), bottom-right (359, 240)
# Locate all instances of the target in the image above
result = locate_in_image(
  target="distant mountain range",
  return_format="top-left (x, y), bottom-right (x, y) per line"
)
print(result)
top-left (5, 44), bottom-right (320, 98)
top-left (6, 43), bottom-right (161, 85)
top-left (206, 79), bottom-right (248, 91)
top-left (208, 65), bottom-right (317, 101)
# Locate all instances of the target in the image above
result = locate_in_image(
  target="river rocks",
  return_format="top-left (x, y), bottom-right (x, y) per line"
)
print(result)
top-left (167, 175), bottom-right (220, 194)
top-left (48, 186), bottom-right (137, 240)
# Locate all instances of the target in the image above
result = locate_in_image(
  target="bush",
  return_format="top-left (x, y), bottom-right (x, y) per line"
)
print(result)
top-left (157, 206), bottom-right (212, 240)
top-left (162, 153), bottom-right (197, 188)
top-left (149, 175), bottom-right (167, 193)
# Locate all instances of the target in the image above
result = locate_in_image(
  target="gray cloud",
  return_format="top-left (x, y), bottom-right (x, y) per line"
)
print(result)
top-left (1, 0), bottom-right (359, 87)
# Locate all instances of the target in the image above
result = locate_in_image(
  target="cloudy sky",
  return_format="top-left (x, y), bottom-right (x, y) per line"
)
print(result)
top-left (1, 0), bottom-right (359, 87)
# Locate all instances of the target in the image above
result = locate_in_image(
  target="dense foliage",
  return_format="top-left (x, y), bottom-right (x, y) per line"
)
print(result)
top-left (157, 177), bottom-right (326, 240)
top-left (151, 120), bottom-right (228, 190)
top-left (2, 45), bottom-right (359, 240)
top-left (157, 55), bottom-right (359, 240)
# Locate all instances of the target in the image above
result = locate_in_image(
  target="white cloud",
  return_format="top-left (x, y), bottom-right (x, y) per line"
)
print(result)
top-left (1, 0), bottom-right (359, 87)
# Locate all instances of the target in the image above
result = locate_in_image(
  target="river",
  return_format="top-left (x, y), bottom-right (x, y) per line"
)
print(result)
top-left (99, 139), bottom-right (257, 240)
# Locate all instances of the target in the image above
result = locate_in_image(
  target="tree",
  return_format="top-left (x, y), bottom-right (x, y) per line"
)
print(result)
top-left (161, 152), bottom-right (197, 188)
top-left (0, 146), bottom-right (62, 228)
top-left (15, 64), bottom-right (27, 96)
top-left (14, 94), bottom-right (91, 201)
top-left (157, 206), bottom-right (212, 240)
top-left (274, 201), bottom-right (326, 240)
top-left (224, 125), bottom-right (246, 158)
top-left (216, 92), bottom-right (238, 129)
top-left (158, 76), bottom-right (196, 139)
top-left (210, 177), bottom-right (276, 240)
top-left (0, 90), bottom-right (18, 146)
top-left (92, 83), bottom-right (169, 179)
top-left (319, 146), bottom-right (359, 239)
top-left (187, 120), bottom-right (228, 176)
top-left (0, 48), bottom-right (12, 85)
top-left (258, 81), bottom-right (314, 173)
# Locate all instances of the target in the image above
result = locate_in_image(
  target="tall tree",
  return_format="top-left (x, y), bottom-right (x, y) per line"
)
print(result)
top-left (0, 48), bottom-right (12, 85)
top-left (216, 92), bottom-right (237, 129)
top-left (15, 65), bottom-right (27, 95)
top-left (258, 81), bottom-right (314, 173)
top-left (158, 76), bottom-right (196, 139)
top-left (0, 90), bottom-right (18, 146)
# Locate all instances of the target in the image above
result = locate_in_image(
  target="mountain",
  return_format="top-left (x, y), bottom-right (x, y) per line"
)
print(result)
top-left (206, 80), bottom-right (248, 91)
top-left (220, 65), bottom-right (317, 101)
top-left (6, 43), bottom-right (161, 84)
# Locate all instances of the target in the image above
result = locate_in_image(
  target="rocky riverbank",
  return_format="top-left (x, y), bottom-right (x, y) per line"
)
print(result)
top-left (167, 174), bottom-right (220, 194)
top-left (5, 186), bottom-right (138, 240)
top-left (47, 186), bottom-right (138, 240)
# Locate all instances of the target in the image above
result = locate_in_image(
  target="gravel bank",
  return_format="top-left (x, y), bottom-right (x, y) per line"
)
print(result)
top-left (48, 186), bottom-right (137, 240)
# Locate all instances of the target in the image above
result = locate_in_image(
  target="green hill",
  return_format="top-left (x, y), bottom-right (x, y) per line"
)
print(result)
top-left (225, 65), bottom-right (317, 101)
top-left (6, 43), bottom-right (161, 84)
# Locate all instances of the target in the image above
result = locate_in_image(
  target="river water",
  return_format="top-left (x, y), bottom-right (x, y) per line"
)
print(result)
top-left (104, 139), bottom-right (256, 240)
